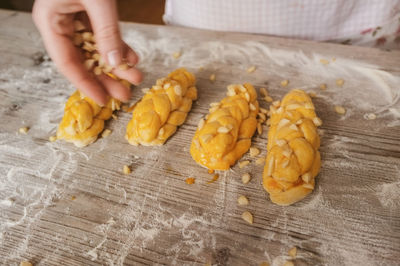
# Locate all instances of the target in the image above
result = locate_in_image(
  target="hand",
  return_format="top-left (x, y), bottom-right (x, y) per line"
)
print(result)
top-left (32, 0), bottom-right (142, 105)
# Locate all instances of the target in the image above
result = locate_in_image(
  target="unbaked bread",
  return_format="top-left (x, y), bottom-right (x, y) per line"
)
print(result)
top-left (190, 83), bottom-right (259, 170)
top-left (263, 89), bottom-right (321, 205)
top-left (125, 68), bottom-right (197, 145)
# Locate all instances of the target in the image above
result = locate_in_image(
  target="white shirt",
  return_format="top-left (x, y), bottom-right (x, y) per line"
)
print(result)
top-left (164, 0), bottom-right (400, 48)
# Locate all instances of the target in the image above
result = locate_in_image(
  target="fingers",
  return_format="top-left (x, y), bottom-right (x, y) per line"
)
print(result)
top-left (111, 42), bottom-right (143, 85)
top-left (82, 0), bottom-right (122, 67)
top-left (97, 73), bottom-right (131, 102)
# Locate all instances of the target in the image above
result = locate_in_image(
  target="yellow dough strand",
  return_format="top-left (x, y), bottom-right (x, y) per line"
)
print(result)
top-left (263, 89), bottom-right (321, 206)
top-left (125, 68), bottom-right (197, 146)
top-left (190, 83), bottom-right (259, 170)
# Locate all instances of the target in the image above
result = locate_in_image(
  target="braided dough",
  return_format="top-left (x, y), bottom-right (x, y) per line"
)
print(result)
top-left (190, 83), bottom-right (259, 170)
top-left (57, 90), bottom-right (122, 147)
top-left (263, 89), bottom-right (321, 206)
top-left (125, 68), bottom-right (197, 146)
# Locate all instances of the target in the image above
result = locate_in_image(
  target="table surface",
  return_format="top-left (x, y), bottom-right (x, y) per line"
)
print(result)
top-left (0, 9), bottom-right (399, 266)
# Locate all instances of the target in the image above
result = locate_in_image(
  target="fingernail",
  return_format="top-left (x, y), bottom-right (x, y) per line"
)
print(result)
top-left (107, 50), bottom-right (121, 67)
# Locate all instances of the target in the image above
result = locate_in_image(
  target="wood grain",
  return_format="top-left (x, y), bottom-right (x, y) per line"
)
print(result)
top-left (0, 9), bottom-right (399, 266)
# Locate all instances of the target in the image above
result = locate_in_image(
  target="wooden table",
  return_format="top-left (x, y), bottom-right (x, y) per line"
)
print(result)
top-left (0, 9), bottom-right (399, 266)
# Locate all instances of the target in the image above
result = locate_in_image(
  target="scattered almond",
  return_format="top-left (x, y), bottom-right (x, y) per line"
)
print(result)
top-left (239, 160), bottom-right (250, 169)
top-left (237, 195), bottom-right (249, 205)
top-left (209, 73), bottom-right (216, 82)
top-left (242, 173), bottom-right (251, 184)
top-left (49, 135), bottom-right (57, 142)
top-left (172, 51), bottom-right (181, 59)
top-left (260, 87), bottom-right (268, 97)
top-left (320, 83), bottom-right (327, 90)
top-left (101, 129), bottom-right (112, 138)
top-left (257, 123), bottom-right (263, 135)
top-left (336, 79), bottom-right (345, 87)
top-left (288, 247), bottom-right (297, 258)
top-left (247, 66), bottom-right (256, 73)
top-left (19, 127), bottom-right (29, 134)
top-left (264, 96), bottom-right (273, 102)
top-left (280, 80), bottom-right (289, 87)
top-left (249, 147), bottom-right (260, 157)
top-left (242, 211), bottom-right (253, 224)
top-left (334, 105), bottom-right (346, 115)
top-left (320, 59), bottom-right (329, 65)
top-left (123, 165), bottom-right (131, 175)
top-left (366, 113), bottom-right (377, 120)
top-left (255, 157), bottom-right (265, 165)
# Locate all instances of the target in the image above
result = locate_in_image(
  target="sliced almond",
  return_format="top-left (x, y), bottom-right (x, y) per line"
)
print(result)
top-left (217, 126), bottom-right (231, 134)
top-left (249, 147), bottom-right (260, 157)
top-left (201, 134), bottom-right (213, 143)
top-left (275, 139), bottom-right (286, 146)
top-left (123, 165), bottom-right (131, 174)
top-left (286, 103), bottom-right (302, 110)
top-left (81, 32), bottom-right (93, 42)
top-left (260, 87), bottom-right (268, 97)
top-left (336, 79), bottom-right (345, 87)
top-left (93, 66), bottom-right (102, 75)
top-left (238, 195), bottom-right (249, 205)
top-left (320, 59), bottom-right (329, 65)
top-left (366, 113), bottom-right (377, 120)
top-left (303, 183), bottom-right (314, 189)
top-left (280, 80), bottom-right (289, 87)
top-left (281, 160), bottom-right (290, 168)
top-left (301, 172), bottom-right (312, 183)
top-left (158, 128), bottom-right (165, 136)
top-left (49, 135), bottom-right (57, 142)
top-left (313, 117), bottom-right (322, 126)
top-left (244, 92), bottom-right (250, 102)
top-left (242, 211), bottom-right (253, 224)
top-left (209, 73), bottom-right (216, 82)
top-left (257, 123), bottom-right (263, 135)
top-left (264, 96), bottom-right (273, 102)
top-left (101, 129), bottom-right (112, 138)
top-left (141, 88), bottom-right (150, 94)
top-left (255, 157), bottom-right (265, 165)
top-left (250, 103), bottom-right (257, 111)
top-left (163, 83), bottom-right (171, 90)
top-left (209, 102), bottom-right (221, 107)
top-left (272, 100), bottom-right (280, 107)
top-left (239, 160), bottom-right (250, 169)
top-left (172, 51), bottom-right (181, 59)
top-left (174, 85), bottom-right (182, 96)
top-left (197, 118), bottom-right (205, 130)
top-left (19, 127), bottom-right (29, 134)
top-left (335, 105), bottom-right (346, 115)
top-left (288, 246), bottom-right (297, 258)
top-left (238, 84), bottom-right (247, 92)
top-left (289, 124), bottom-right (298, 131)
top-left (241, 173), bottom-right (251, 184)
top-left (260, 107), bottom-right (268, 114)
top-left (247, 66), bottom-right (256, 73)
top-left (266, 156), bottom-right (274, 176)
top-left (304, 102), bottom-right (314, 109)
top-left (309, 91), bottom-right (317, 98)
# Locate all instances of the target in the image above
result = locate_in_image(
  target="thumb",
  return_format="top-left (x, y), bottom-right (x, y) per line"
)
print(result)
top-left (83, 0), bottom-right (122, 67)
